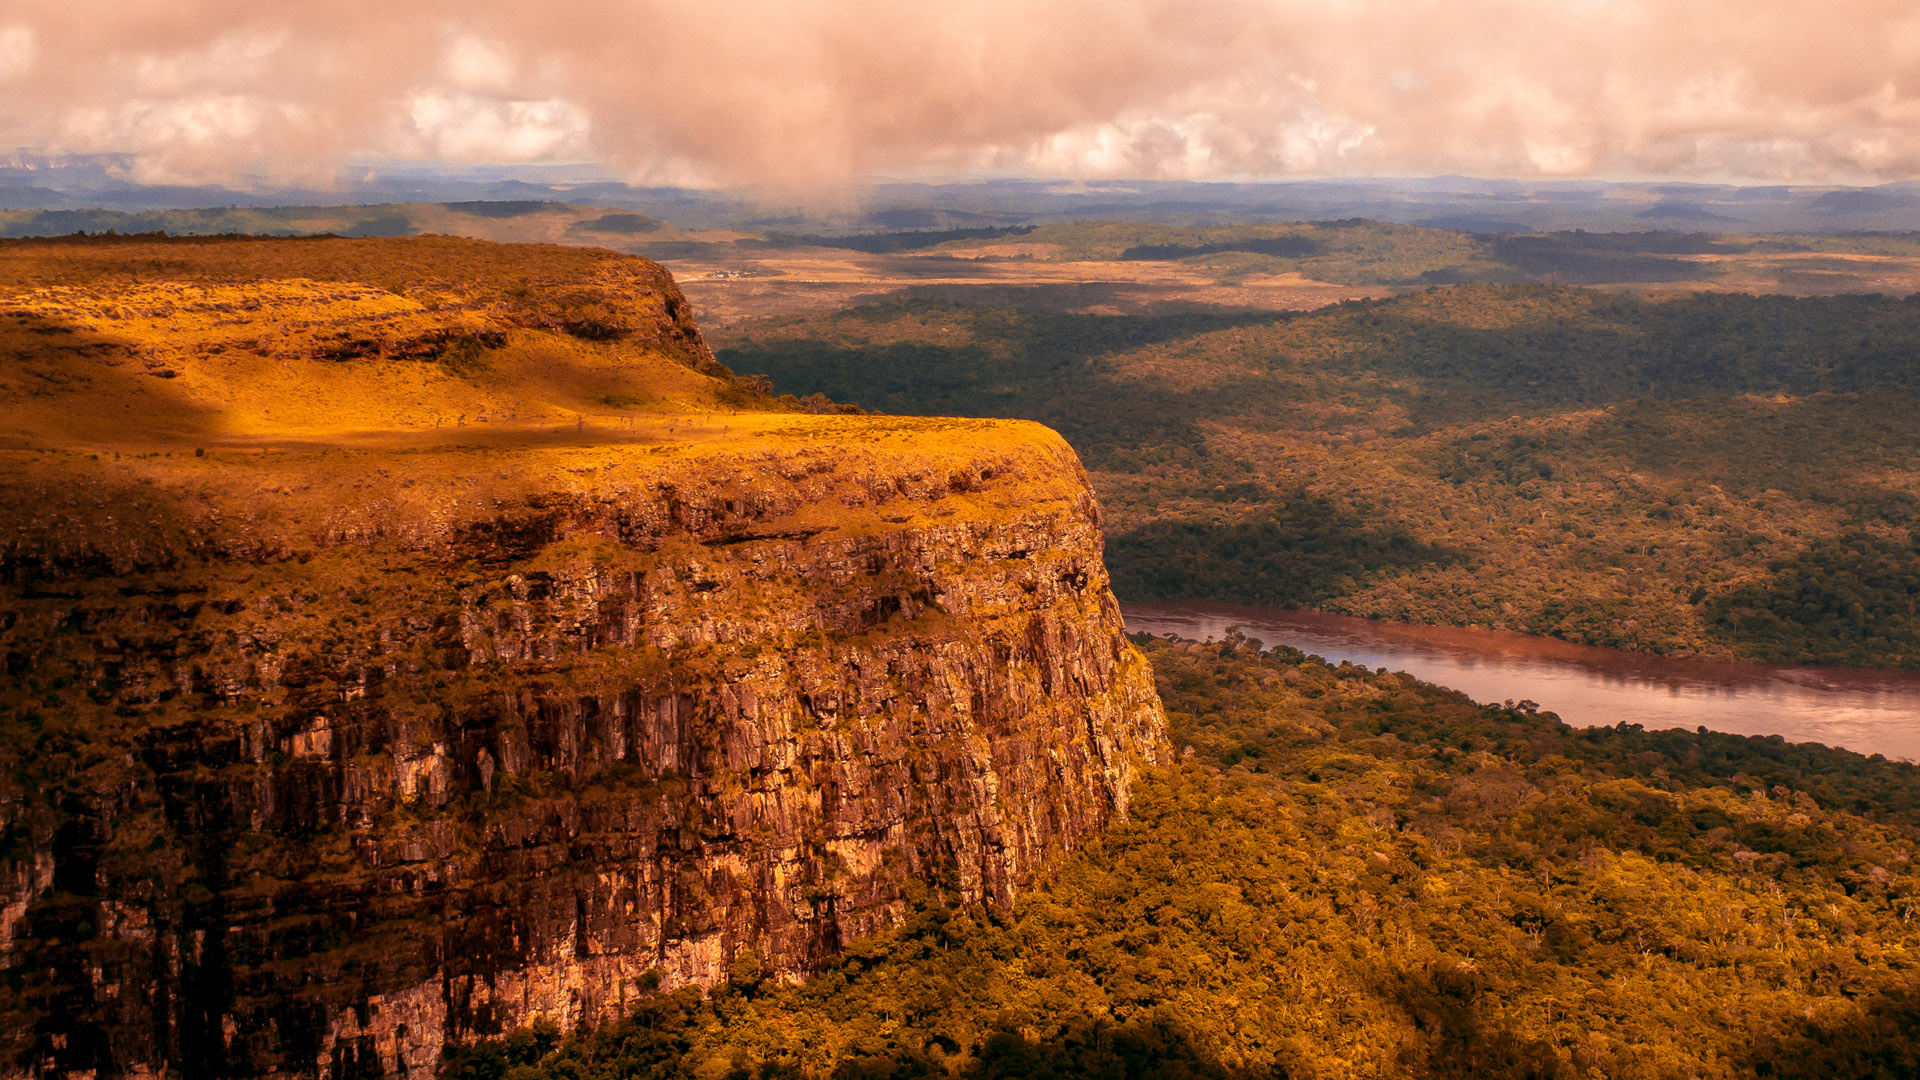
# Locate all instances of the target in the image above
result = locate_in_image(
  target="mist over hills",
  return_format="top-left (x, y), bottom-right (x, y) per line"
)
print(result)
top-left (7, 156), bottom-right (1920, 234)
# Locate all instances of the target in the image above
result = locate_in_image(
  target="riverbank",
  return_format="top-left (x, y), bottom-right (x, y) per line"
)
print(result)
top-left (1125, 601), bottom-right (1920, 762)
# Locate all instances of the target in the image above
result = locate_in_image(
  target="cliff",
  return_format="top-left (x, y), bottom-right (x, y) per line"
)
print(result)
top-left (0, 237), bottom-right (1167, 1077)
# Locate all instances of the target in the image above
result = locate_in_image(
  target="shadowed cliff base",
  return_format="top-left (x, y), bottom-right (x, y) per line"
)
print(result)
top-left (439, 961), bottom-right (1576, 1080)
top-left (440, 1002), bottom-right (1293, 1080)
top-left (1742, 986), bottom-right (1920, 1079)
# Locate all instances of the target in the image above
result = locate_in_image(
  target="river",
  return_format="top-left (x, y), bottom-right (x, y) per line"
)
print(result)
top-left (1122, 602), bottom-right (1920, 762)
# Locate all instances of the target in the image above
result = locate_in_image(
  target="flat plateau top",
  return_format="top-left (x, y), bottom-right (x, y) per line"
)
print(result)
top-left (0, 236), bottom-right (1076, 555)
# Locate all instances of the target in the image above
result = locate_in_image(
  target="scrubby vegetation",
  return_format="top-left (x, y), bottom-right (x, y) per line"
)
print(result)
top-left (1707, 533), bottom-right (1920, 668)
top-left (924, 221), bottom-right (1920, 289)
top-left (928, 219), bottom-right (1499, 285)
top-left (0, 233), bottom-right (785, 452)
top-left (717, 286), bottom-right (1920, 668)
top-left (774, 226), bottom-right (1039, 254)
top-left (443, 634), bottom-right (1920, 1079)
top-left (1107, 493), bottom-right (1461, 609)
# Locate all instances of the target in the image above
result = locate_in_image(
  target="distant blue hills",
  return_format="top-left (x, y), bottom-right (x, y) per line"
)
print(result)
top-left (3, 155), bottom-right (1918, 234)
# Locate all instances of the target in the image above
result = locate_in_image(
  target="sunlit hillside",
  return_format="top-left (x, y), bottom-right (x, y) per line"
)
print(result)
top-left (719, 285), bottom-right (1920, 670)
top-left (0, 235), bottom-right (1082, 578)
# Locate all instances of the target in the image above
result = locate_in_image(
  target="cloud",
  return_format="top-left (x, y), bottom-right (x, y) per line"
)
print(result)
top-left (0, 25), bottom-right (34, 82)
top-left (404, 92), bottom-right (591, 162)
top-left (5, 0), bottom-right (1920, 187)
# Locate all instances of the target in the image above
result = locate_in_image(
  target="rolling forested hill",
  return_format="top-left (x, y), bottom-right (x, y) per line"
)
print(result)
top-left (715, 285), bottom-right (1920, 669)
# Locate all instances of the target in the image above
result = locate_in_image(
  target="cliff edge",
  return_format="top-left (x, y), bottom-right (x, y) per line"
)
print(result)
top-left (0, 237), bottom-right (1167, 1077)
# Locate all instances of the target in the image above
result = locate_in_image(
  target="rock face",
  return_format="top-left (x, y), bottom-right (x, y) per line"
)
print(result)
top-left (0, 234), bottom-right (1168, 1078)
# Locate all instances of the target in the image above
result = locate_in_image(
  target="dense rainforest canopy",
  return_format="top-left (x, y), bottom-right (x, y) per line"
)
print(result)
top-left (443, 634), bottom-right (1920, 1080)
top-left (716, 286), bottom-right (1920, 669)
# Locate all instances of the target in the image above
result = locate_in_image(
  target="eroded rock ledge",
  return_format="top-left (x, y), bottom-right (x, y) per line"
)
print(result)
top-left (0, 418), bottom-right (1167, 1078)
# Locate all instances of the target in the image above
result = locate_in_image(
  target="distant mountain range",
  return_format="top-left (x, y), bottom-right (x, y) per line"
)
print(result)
top-left (4, 154), bottom-right (1919, 234)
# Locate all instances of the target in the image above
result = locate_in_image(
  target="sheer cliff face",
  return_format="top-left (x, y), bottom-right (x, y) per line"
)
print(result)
top-left (0, 237), bottom-right (1167, 1078)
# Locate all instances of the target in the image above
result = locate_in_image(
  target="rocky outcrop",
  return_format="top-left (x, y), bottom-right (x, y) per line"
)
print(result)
top-left (0, 419), bottom-right (1166, 1078)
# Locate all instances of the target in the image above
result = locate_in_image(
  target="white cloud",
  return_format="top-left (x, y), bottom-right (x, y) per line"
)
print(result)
top-left (444, 34), bottom-right (516, 93)
top-left (405, 91), bottom-right (590, 162)
top-left (0, 25), bottom-right (34, 81)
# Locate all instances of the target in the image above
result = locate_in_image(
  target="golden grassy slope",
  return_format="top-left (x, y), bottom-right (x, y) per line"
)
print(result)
top-left (0, 235), bottom-right (736, 448)
top-left (0, 235), bottom-right (1083, 571)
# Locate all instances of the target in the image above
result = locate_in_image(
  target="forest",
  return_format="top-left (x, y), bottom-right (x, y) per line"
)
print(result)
top-left (919, 221), bottom-right (1920, 287)
top-left (714, 285), bottom-right (1920, 669)
top-left (441, 634), bottom-right (1920, 1079)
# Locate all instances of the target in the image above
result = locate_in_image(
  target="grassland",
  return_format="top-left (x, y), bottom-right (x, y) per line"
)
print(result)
top-left (922, 221), bottom-right (1920, 291)
top-left (0, 235), bottom-right (1082, 583)
top-left (28, 205), bottom-right (1920, 335)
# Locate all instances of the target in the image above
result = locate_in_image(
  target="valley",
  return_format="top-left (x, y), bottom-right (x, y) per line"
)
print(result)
top-left (22, 203), bottom-right (1920, 327)
top-left (1125, 601), bottom-right (1920, 761)
top-left (15, 4), bottom-right (1920, 1077)
top-left (3, 221), bottom-right (1919, 1079)
top-left (26, 203), bottom-right (1912, 672)
top-left (716, 286), bottom-right (1920, 671)
top-left (441, 634), bottom-right (1920, 1080)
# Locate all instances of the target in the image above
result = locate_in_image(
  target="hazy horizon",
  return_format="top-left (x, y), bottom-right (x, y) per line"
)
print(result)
top-left (9, 159), bottom-right (1920, 234)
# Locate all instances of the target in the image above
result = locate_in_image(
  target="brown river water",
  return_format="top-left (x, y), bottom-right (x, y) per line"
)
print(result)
top-left (1123, 602), bottom-right (1920, 762)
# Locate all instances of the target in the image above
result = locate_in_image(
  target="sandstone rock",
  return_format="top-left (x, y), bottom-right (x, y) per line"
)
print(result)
top-left (0, 423), bottom-right (1166, 1078)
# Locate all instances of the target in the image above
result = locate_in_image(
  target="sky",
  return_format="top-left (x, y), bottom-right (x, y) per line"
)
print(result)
top-left (4, 0), bottom-right (1920, 190)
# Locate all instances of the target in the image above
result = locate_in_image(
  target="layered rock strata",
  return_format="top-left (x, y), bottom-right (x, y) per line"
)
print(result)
top-left (0, 421), bottom-right (1166, 1078)
top-left (0, 236), bottom-right (1166, 1078)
